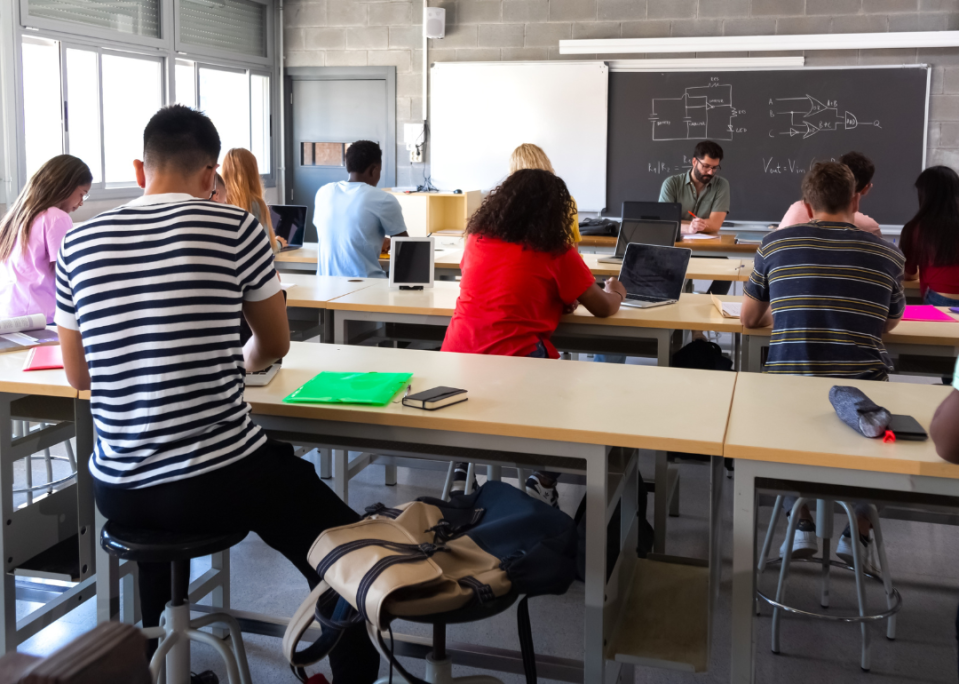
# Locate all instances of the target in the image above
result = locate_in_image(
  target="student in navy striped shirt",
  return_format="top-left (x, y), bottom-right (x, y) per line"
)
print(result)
top-left (55, 105), bottom-right (379, 682)
top-left (741, 161), bottom-right (905, 566)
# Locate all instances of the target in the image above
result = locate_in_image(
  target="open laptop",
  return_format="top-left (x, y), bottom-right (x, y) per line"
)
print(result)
top-left (598, 219), bottom-right (681, 264)
top-left (622, 201), bottom-right (683, 224)
top-left (268, 205), bottom-right (307, 252)
top-left (618, 243), bottom-right (692, 309)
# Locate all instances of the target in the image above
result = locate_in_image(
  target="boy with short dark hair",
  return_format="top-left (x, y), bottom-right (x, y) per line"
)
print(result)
top-left (779, 150), bottom-right (881, 235)
top-left (742, 160), bottom-right (905, 562)
top-left (56, 105), bottom-right (379, 682)
top-left (313, 140), bottom-right (408, 278)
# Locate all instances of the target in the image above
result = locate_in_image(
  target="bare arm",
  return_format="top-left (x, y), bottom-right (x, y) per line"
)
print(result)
top-left (884, 317), bottom-right (901, 333)
top-left (242, 291), bottom-right (290, 372)
top-left (382, 231), bottom-right (409, 254)
top-left (577, 278), bottom-right (627, 318)
top-left (931, 390), bottom-right (959, 464)
top-left (58, 327), bottom-right (91, 391)
top-left (903, 268), bottom-right (919, 281)
top-left (741, 297), bottom-right (773, 329)
top-left (685, 211), bottom-right (726, 235)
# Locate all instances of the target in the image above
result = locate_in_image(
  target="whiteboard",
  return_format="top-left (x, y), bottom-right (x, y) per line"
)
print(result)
top-left (430, 61), bottom-right (609, 212)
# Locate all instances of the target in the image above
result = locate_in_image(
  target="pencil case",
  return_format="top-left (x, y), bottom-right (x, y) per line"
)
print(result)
top-left (828, 386), bottom-right (891, 438)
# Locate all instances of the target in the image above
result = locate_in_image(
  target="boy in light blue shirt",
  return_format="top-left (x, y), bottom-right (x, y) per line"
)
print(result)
top-left (313, 140), bottom-right (408, 278)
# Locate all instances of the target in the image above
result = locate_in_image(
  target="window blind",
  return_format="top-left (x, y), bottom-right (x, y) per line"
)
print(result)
top-left (26, 0), bottom-right (160, 37)
top-left (179, 0), bottom-right (266, 58)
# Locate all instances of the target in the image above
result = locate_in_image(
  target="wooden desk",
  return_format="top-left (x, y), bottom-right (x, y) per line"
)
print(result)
top-left (324, 280), bottom-right (744, 366)
top-left (0, 351), bottom-right (98, 652)
top-left (282, 273), bottom-right (378, 309)
top-left (581, 234), bottom-right (759, 257)
top-left (741, 305), bottom-right (959, 373)
top-left (725, 374), bottom-right (958, 684)
top-left (274, 243), bottom-right (318, 272)
top-left (247, 341), bottom-right (735, 679)
top-left (579, 254), bottom-right (749, 281)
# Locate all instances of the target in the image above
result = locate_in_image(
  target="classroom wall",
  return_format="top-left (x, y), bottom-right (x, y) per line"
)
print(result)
top-left (283, 0), bottom-right (959, 189)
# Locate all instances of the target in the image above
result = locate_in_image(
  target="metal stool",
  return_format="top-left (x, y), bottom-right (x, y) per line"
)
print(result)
top-left (100, 522), bottom-right (253, 684)
top-left (369, 592), bottom-right (518, 684)
top-left (13, 421), bottom-right (77, 503)
top-left (757, 496), bottom-right (901, 671)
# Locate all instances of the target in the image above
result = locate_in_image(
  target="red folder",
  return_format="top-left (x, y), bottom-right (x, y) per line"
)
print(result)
top-left (23, 345), bottom-right (63, 371)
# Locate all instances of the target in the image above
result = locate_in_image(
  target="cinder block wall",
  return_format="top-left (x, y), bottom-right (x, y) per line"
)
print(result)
top-left (283, 0), bottom-right (959, 189)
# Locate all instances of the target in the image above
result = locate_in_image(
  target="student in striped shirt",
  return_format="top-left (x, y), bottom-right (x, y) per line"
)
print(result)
top-left (741, 161), bottom-right (905, 564)
top-left (55, 105), bottom-right (379, 682)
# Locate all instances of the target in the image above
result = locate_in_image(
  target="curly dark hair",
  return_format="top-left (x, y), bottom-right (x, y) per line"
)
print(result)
top-left (466, 169), bottom-right (576, 253)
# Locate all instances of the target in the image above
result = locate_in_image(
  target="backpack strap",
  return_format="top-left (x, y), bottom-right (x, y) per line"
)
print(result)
top-left (370, 623), bottom-right (431, 684)
top-left (517, 596), bottom-right (537, 684)
top-left (282, 581), bottom-right (347, 681)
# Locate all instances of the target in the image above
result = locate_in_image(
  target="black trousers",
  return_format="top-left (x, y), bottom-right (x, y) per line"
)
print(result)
top-left (94, 437), bottom-right (380, 684)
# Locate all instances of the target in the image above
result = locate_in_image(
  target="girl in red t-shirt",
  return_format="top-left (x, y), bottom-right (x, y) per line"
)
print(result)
top-left (441, 168), bottom-right (626, 505)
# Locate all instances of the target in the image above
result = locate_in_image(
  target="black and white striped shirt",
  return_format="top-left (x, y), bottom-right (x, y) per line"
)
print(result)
top-left (55, 194), bottom-right (281, 489)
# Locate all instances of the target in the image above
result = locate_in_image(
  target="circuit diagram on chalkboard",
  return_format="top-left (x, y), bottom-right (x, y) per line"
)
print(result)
top-left (649, 82), bottom-right (744, 142)
top-left (770, 95), bottom-right (881, 139)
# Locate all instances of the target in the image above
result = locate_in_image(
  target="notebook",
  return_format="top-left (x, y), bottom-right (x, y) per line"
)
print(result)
top-left (402, 386), bottom-right (468, 410)
top-left (902, 305), bottom-right (958, 322)
top-left (0, 313), bottom-right (59, 354)
top-left (23, 345), bottom-right (63, 371)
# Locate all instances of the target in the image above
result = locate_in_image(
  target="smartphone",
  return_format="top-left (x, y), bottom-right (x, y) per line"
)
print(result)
top-left (887, 414), bottom-right (928, 441)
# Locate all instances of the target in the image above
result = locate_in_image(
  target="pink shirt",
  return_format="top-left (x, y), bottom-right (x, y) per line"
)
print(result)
top-left (0, 207), bottom-right (73, 323)
top-left (778, 200), bottom-right (882, 237)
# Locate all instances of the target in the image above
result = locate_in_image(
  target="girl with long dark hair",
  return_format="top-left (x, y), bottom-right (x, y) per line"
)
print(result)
top-left (902, 166), bottom-right (959, 305)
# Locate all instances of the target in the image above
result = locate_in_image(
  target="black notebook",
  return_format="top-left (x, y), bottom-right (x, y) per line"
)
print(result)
top-left (402, 386), bottom-right (468, 411)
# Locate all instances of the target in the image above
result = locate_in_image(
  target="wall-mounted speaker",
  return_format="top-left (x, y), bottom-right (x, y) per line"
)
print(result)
top-left (424, 7), bottom-right (445, 40)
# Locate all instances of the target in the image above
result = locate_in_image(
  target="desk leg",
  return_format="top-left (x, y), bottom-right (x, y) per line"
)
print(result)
top-left (334, 316), bottom-right (347, 345)
top-left (333, 450), bottom-right (348, 504)
top-left (74, 399), bottom-right (95, 582)
top-left (0, 396), bottom-right (16, 652)
top-left (731, 460), bottom-right (759, 684)
top-left (655, 330), bottom-right (673, 367)
top-left (583, 445), bottom-right (609, 684)
top-left (487, 465), bottom-right (501, 482)
top-left (746, 337), bottom-right (765, 374)
top-left (653, 451), bottom-right (668, 554)
top-left (318, 448), bottom-right (332, 480)
top-left (320, 310), bottom-right (334, 344)
top-left (384, 465), bottom-right (397, 486)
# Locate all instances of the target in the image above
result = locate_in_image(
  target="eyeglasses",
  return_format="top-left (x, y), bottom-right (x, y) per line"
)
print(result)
top-left (695, 158), bottom-right (722, 173)
top-left (82, 193), bottom-right (90, 201)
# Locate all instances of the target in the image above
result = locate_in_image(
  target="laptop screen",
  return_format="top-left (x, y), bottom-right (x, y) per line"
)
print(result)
top-left (614, 219), bottom-right (680, 257)
top-left (392, 240), bottom-right (433, 284)
top-left (619, 243), bottom-right (691, 301)
top-left (268, 205), bottom-right (307, 247)
top-left (622, 201), bottom-right (683, 224)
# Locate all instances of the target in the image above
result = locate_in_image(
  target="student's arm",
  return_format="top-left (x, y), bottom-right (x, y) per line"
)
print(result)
top-left (243, 291), bottom-right (290, 372)
top-left (58, 327), bottom-right (90, 391)
top-left (578, 279), bottom-right (627, 318)
top-left (741, 297), bottom-right (772, 329)
top-left (903, 269), bottom-right (919, 281)
top-left (381, 232), bottom-right (409, 254)
top-left (741, 245), bottom-right (772, 328)
top-left (884, 276), bottom-right (906, 334)
top-left (931, 389), bottom-right (959, 463)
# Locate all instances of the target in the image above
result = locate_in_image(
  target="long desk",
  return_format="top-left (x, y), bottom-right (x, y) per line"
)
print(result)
top-left (246, 341), bottom-right (736, 680)
top-left (741, 306), bottom-right (959, 373)
top-left (725, 374), bottom-right (958, 684)
top-left (0, 351), bottom-right (96, 651)
top-left (277, 242), bottom-right (754, 282)
top-left (324, 280), bottom-right (743, 367)
top-left (581, 234), bottom-right (760, 258)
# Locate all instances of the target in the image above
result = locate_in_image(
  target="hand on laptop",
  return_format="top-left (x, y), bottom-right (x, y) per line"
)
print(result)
top-left (604, 276), bottom-right (627, 300)
top-left (276, 236), bottom-right (288, 249)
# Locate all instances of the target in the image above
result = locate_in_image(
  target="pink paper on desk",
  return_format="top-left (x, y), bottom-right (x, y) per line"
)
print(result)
top-left (902, 305), bottom-right (958, 322)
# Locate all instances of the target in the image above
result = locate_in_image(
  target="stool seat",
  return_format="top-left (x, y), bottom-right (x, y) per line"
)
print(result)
top-left (399, 592), bottom-right (517, 626)
top-left (100, 522), bottom-right (248, 564)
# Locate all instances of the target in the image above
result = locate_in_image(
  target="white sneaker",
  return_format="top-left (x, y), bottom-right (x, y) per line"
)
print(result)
top-left (836, 533), bottom-right (880, 577)
top-left (780, 519), bottom-right (818, 560)
top-left (525, 474), bottom-right (559, 508)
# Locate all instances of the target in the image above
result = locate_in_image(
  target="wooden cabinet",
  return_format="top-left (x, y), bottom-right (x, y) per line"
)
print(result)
top-left (387, 190), bottom-right (482, 237)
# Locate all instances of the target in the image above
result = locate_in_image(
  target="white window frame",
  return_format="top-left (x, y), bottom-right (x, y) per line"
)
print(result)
top-left (6, 0), bottom-right (277, 203)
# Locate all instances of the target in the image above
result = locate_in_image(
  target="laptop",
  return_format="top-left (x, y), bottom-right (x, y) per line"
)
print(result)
top-left (598, 219), bottom-right (681, 264)
top-left (618, 243), bottom-right (692, 309)
top-left (622, 201), bottom-right (683, 224)
top-left (268, 205), bottom-right (307, 252)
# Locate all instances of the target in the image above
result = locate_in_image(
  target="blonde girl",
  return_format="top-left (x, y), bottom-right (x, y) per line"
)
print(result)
top-left (221, 148), bottom-right (283, 252)
top-left (0, 155), bottom-right (92, 323)
top-left (508, 143), bottom-right (581, 242)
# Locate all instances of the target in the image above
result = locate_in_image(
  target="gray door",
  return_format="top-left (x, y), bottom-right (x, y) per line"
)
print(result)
top-left (289, 76), bottom-right (393, 242)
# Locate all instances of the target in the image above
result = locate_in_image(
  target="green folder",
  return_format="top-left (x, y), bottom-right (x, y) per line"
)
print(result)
top-left (283, 372), bottom-right (413, 406)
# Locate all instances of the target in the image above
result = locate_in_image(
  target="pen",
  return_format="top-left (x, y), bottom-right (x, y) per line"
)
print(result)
top-left (688, 211), bottom-right (698, 220)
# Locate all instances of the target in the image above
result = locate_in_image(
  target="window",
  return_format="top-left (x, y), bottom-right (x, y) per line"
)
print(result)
top-left (21, 38), bottom-right (62, 179)
top-left (102, 54), bottom-right (161, 183)
top-left (188, 62), bottom-right (271, 173)
top-left (14, 0), bottom-right (276, 195)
